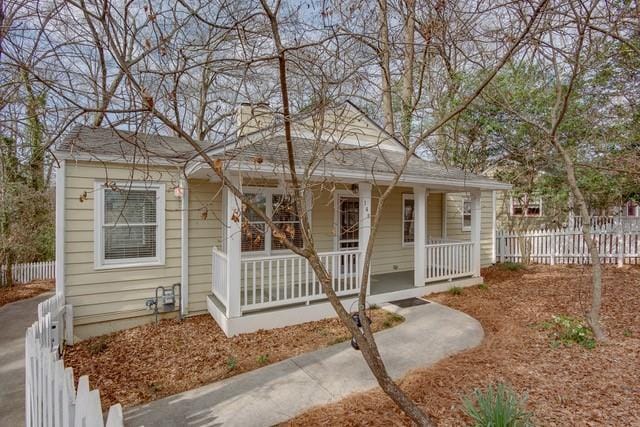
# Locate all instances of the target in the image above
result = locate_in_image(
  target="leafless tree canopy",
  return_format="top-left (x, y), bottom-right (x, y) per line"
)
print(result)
top-left (2, 0), bottom-right (638, 422)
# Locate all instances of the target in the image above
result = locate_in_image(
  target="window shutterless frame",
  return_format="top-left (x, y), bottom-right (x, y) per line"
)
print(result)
top-left (240, 186), bottom-right (312, 257)
top-left (462, 197), bottom-right (472, 232)
top-left (402, 193), bottom-right (415, 247)
top-left (94, 181), bottom-right (166, 269)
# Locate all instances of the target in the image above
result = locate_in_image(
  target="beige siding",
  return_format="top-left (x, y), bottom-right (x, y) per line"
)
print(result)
top-left (187, 180), bottom-right (223, 314)
top-left (65, 162), bottom-right (183, 339)
top-left (65, 160), bottom-right (494, 339)
top-left (444, 191), bottom-right (495, 267)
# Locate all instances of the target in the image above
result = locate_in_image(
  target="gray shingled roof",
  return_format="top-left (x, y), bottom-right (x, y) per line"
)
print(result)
top-left (56, 125), bottom-right (508, 188)
top-left (210, 136), bottom-right (505, 187)
top-left (56, 126), bottom-right (204, 162)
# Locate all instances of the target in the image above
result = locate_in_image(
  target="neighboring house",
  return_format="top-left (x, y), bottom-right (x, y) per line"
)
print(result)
top-left (496, 190), bottom-right (640, 231)
top-left (495, 192), bottom-right (550, 231)
top-left (53, 102), bottom-right (509, 340)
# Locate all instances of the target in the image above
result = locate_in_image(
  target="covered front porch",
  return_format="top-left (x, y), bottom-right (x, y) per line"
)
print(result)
top-left (205, 179), bottom-right (484, 336)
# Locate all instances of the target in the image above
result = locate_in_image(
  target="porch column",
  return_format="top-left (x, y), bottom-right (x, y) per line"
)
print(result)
top-left (225, 175), bottom-right (242, 318)
top-left (358, 182), bottom-right (372, 295)
top-left (413, 185), bottom-right (427, 287)
top-left (471, 190), bottom-right (482, 277)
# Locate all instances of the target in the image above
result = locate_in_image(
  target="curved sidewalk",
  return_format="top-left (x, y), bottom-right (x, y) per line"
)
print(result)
top-left (124, 300), bottom-right (483, 427)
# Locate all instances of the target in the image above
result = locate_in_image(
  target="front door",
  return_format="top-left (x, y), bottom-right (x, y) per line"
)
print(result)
top-left (338, 196), bottom-right (359, 250)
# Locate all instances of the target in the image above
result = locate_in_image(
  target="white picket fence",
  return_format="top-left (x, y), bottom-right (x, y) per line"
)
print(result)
top-left (1, 261), bottom-right (55, 285)
top-left (25, 293), bottom-right (124, 427)
top-left (496, 226), bottom-right (640, 265)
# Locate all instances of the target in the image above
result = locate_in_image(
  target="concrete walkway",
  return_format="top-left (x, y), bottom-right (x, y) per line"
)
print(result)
top-left (0, 292), bottom-right (54, 427)
top-left (124, 300), bottom-right (483, 427)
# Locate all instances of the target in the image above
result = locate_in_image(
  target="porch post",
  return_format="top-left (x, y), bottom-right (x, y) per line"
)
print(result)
top-left (471, 190), bottom-right (482, 277)
top-left (225, 175), bottom-right (242, 318)
top-left (413, 185), bottom-right (427, 287)
top-left (358, 182), bottom-right (372, 295)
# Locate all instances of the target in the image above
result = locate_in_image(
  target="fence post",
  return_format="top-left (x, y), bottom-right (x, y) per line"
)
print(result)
top-left (499, 231), bottom-right (505, 263)
top-left (64, 305), bottom-right (74, 344)
top-left (617, 224), bottom-right (624, 268)
top-left (550, 230), bottom-right (556, 266)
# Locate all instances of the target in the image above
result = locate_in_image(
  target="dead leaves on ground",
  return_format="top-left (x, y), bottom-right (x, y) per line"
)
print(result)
top-left (287, 265), bottom-right (640, 426)
top-left (63, 308), bottom-right (403, 410)
top-left (0, 280), bottom-right (53, 307)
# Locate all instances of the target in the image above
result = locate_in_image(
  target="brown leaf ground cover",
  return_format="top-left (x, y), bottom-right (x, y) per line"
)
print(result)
top-left (0, 280), bottom-right (54, 307)
top-left (286, 265), bottom-right (640, 426)
top-left (63, 307), bottom-right (404, 410)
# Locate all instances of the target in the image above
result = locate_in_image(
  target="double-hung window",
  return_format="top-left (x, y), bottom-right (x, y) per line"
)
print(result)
top-left (402, 194), bottom-right (415, 245)
top-left (95, 182), bottom-right (165, 268)
top-left (241, 189), bottom-right (305, 254)
top-left (462, 198), bottom-right (472, 231)
top-left (511, 194), bottom-right (542, 217)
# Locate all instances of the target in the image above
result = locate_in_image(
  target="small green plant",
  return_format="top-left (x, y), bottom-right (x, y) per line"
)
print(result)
top-left (478, 283), bottom-right (489, 290)
top-left (88, 336), bottom-right (108, 355)
top-left (449, 286), bottom-right (463, 296)
top-left (623, 329), bottom-right (633, 338)
top-left (226, 356), bottom-right (237, 370)
top-left (546, 315), bottom-right (596, 349)
top-left (382, 312), bottom-right (404, 328)
top-left (462, 383), bottom-right (533, 427)
top-left (257, 354), bottom-right (269, 364)
top-left (500, 262), bottom-right (525, 271)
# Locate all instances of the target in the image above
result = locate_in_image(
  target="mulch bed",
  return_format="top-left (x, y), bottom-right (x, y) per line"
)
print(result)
top-left (0, 280), bottom-right (54, 307)
top-left (63, 307), bottom-right (404, 410)
top-left (286, 265), bottom-right (640, 426)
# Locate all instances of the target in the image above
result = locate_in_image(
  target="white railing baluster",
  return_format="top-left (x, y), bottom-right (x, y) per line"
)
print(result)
top-left (237, 249), bottom-right (362, 311)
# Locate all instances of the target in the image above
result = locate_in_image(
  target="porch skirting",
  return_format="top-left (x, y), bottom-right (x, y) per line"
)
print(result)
top-left (207, 275), bottom-right (482, 336)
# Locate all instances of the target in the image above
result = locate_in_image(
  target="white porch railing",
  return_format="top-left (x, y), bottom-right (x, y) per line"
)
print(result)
top-left (425, 241), bottom-right (474, 282)
top-left (211, 247), bottom-right (228, 308)
top-left (240, 249), bottom-right (361, 312)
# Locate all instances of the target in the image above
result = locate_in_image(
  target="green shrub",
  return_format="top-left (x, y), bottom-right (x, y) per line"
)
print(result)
top-left (462, 383), bottom-right (533, 427)
top-left (544, 315), bottom-right (596, 349)
top-left (257, 354), bottom-right (269, 364)
top-left (87, 337), bottom-right (108, 355)
top-left (226, 356), bottom-right (237, 370)
top-left (500, 262), bottom-right (525, 271)
top-left (449, 286), bottom-right (463, 296)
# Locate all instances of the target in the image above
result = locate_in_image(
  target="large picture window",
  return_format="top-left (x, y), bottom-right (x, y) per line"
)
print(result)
top-left (241, 189), bottom-right (305, 254)
top-left (95, 182), bottom-right (165, 268)
top-left (402, 194), bottom-right (415, 245)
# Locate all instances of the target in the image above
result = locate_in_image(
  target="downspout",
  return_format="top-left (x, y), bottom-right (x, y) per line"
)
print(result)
top-left (491, 190), bottom-right (497, 264)
top-left (180, 177), bottom-right (189, 317)
top-left (55, 159), bottom-right (65, 297)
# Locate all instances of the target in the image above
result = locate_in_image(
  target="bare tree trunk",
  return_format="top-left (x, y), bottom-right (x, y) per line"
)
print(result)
top-left (378, 0), bottom-right (395, 135)
top-left (400, 0), bottom-right (416, 145)
top-left (552, 140), bottom-right (606, 340)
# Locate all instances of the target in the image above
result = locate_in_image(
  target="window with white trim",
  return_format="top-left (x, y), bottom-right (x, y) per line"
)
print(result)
top-left (95, 183), bottom-right (165, 268)
top-left (402, 194), bottom-right (415, 245)
top-left (241, 189), bottom-right (305, 254)
top-left (462, 198), bottom-right (472, 231)
top-left (511, 194), bottom-right (542, 217)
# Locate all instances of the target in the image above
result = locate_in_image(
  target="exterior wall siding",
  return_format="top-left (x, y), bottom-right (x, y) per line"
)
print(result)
top-left (64, 162), bottom-right (494, 339)
top-left (444, 191), bottom-right (495, 267)
top-left (65, 161), bottom-right (183, 339)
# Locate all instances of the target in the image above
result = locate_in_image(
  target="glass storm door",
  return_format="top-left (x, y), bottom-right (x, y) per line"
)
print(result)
top-left (338, 196), bottom-right (359, 250)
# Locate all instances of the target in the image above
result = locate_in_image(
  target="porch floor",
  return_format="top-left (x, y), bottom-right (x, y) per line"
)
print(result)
top-left (370, 270), bottom-right (415, 295)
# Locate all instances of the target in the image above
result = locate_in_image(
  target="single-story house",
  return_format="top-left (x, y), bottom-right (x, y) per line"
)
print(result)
top-left (53, 102), bottom-right (510, 340)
